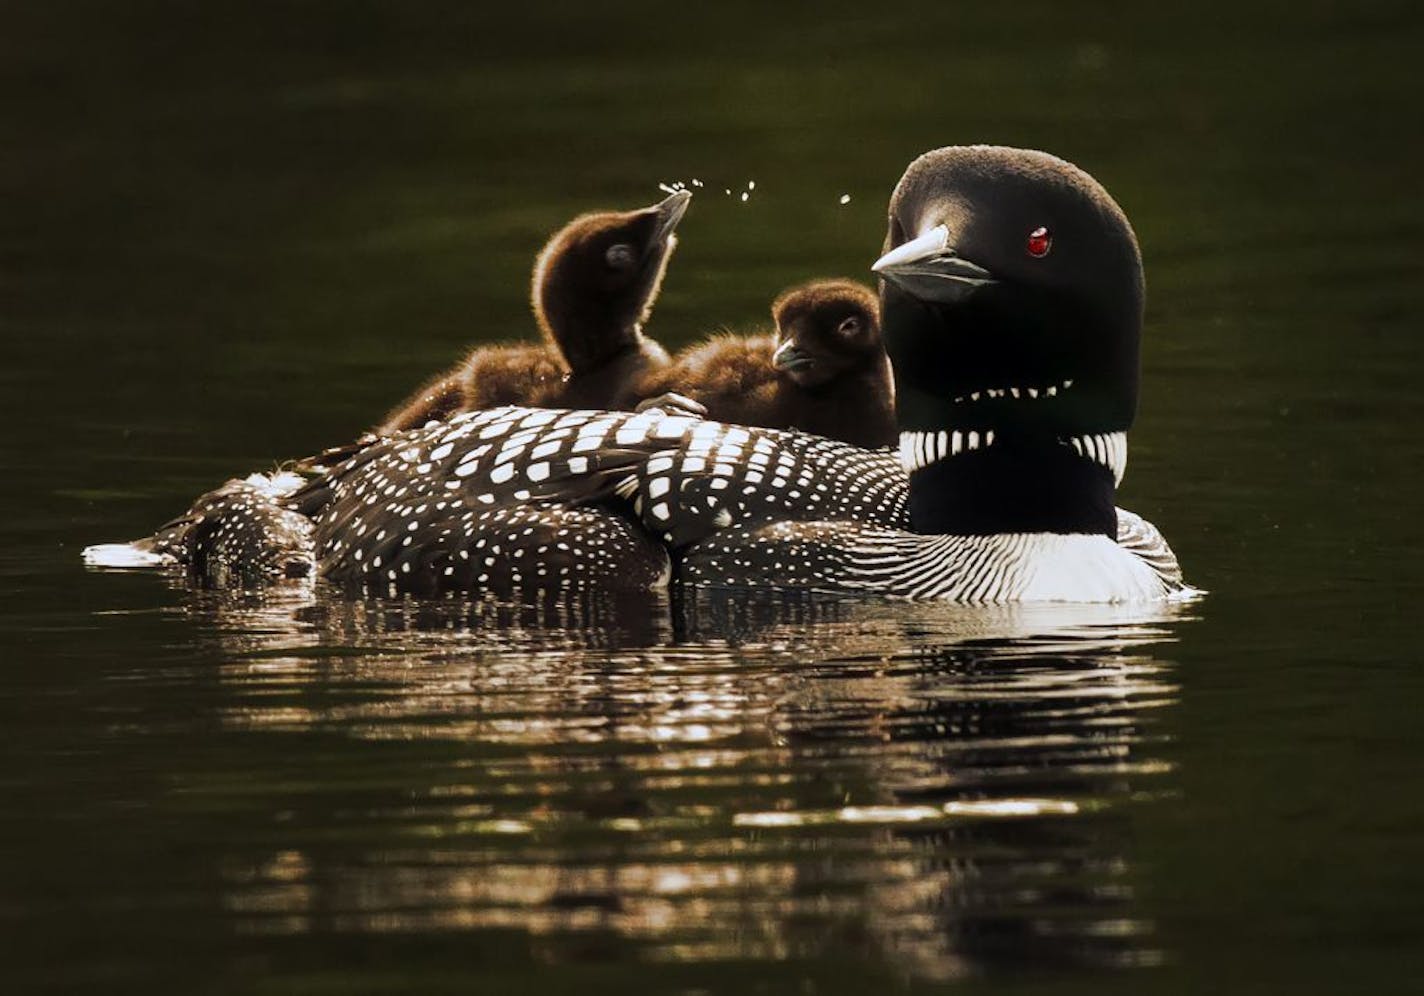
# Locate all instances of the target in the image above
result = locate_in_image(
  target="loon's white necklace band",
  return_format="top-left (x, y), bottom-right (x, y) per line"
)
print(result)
top-left (898, 429), bottom-right (1128, 486)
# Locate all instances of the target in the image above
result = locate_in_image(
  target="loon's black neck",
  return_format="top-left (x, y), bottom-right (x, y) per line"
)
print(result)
top-left (883, 286), bottom-right (1134, 538)
top-left (905, 433), bottom-right (1118, 537)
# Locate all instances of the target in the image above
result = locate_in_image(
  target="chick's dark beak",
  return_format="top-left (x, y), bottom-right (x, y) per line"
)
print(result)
top-left (771, 338), bottom-right (815, 373)
top-left (650, 189), bottom-right (692, 242)
top-left (872, 224), bottom-right (995, 303)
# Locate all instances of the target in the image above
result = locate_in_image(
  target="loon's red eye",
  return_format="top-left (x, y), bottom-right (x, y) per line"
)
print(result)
top-left (1026, 226), bottom-right (1052, 258)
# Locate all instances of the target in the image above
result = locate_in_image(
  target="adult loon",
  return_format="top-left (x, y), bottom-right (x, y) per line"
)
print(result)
top-left (85, 146), bottom-right (1189, 603)
top-left (377, 190), bottom-right (690, 434)
top-left (633, 279), bottom-right (894, 448)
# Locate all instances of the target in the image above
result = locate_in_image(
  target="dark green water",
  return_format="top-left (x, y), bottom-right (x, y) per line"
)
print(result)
top-left (3, 2), bottom-right (1423, 992)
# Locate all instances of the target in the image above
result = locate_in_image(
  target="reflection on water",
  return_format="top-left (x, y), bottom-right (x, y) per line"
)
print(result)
top-left (145, 586), bottom-right (1192, 982)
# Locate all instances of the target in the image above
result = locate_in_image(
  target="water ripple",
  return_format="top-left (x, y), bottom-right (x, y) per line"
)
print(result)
top-left (116, 585), bottom-right (1199, 980)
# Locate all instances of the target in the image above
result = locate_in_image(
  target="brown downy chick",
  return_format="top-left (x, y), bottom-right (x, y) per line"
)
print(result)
top-left (376, 190), bottom-right (689, 433)
top-left (635, 280), bottom-right (894, 448)
top-left (528, 190), bottom-right (686, 409)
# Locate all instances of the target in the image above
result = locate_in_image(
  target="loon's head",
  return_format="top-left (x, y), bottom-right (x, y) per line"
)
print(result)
top-left (532, 190), bottom-right (691, 373)
top-left (873, 146), bottom-right (1143, 535)
top-left (874, 146), bottom-right (1141, 485)
top-left (769, 279), bottom-right (883, 389)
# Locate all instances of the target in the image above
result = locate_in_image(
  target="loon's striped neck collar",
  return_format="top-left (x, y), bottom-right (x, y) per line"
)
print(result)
top-left (896, 427), bottom-right (1126, 538)
top-left (899, 428), bottom-right (1127, 485)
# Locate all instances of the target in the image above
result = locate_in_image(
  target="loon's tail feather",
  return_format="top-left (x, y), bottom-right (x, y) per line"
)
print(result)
top-left (81, 539), bottom-right (173, 569)
top-left (83, 475), bottom-right (316, 586)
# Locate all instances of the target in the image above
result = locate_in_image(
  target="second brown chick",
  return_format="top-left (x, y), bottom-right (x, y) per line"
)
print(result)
top-left (634, 280), bottom-right (894, 449)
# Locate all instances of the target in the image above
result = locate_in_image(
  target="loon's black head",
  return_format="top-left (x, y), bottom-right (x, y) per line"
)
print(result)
top-left (769, 279), bottom-right (883, 389)
top-left (874, 146), bottom-right (1143, 535)
top-left (532, 190), bottom-right (691, 373)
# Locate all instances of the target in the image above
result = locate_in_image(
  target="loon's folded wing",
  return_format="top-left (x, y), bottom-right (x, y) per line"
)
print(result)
top-left (291, 407), bottom-right (695, 592)
top-left (291, 406), bottom-right (699, 519)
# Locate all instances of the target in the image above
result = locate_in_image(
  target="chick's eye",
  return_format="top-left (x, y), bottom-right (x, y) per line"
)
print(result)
top-left (1026, 226), bottom-right (1052, 258)
top-left (605, 244), bottom-right (636, 269)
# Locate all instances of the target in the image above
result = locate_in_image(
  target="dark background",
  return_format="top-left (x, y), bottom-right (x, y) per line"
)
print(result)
top-left (2, 2), bottom-right (1422, 993)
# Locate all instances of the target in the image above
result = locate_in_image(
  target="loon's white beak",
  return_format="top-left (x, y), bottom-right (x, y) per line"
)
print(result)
top-left (872, 224), bottom-right (996, 302)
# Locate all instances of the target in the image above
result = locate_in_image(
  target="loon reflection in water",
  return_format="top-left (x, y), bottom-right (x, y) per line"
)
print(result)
top-left (84, 145), bottom-right (1194, 604)
top-left (158, 584), bottom-right (1187, 979)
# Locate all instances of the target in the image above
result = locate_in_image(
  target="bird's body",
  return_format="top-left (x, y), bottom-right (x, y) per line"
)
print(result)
top-left (88, 403), bottom-right (1184, 602)
top-left (278, 405), bottom-right (1177, 602)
